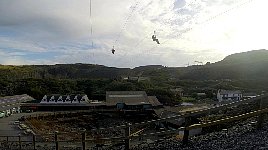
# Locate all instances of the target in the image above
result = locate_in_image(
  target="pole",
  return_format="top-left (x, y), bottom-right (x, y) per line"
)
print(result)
top-left (257, 97), bottom-right (266, 128)
top-left (19, 135), bottom-right (22, 150)
top-left (55, 131), bottom-right (59, 150)
top-left (183, 114), bottom-right (191, 145)
top-left (82, 131), bottom-right (86, 150)
top-left (124, 123), bottom-right (130, 150)
top-left (33, 133), bottom-right (36, 150)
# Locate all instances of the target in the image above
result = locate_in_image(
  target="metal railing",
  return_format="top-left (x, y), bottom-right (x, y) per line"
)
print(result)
top-left (2, 94), bottom-right (267, 150)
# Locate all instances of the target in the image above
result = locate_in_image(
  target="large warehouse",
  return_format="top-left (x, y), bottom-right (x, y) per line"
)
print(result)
top-left (21, 91), bottom-right (163, 112)
top-left (106, 91), bottom-right (163, 110)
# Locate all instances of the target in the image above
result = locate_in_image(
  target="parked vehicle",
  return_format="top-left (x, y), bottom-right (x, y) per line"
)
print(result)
top-left (5, 109), bottom-right (11, 116)
top-left (14, 121), bottom-right (20, 125)
top-left (0, 111), bottom-right (5, 118)
top-left (25, 109), bottom-right (32, 113)
top-left (23, 129), bottom-right (34, 135)
top-left (18, 123), bottom-right (28, 130)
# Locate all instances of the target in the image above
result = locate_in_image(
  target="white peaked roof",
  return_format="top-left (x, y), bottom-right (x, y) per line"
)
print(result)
top-left (40, 94), bottom-right (89, 104)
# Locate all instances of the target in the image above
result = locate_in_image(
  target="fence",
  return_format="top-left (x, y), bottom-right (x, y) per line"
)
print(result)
top-left (0, 130), bottom-right (129, 150)
top-left (1, 94), bottom-right (268, 150)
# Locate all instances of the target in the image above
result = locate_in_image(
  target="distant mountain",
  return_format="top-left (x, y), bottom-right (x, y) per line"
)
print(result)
top-left (0, 49), bottom-right (268, 98)
top-left (179, 49), bottom-right (268, 80)
top-left (218, 49), bottom-right (268, 65)
top-left (0, 64), bottom-right (131, 80)
top-left (0, 49), bottom-right (267, 81)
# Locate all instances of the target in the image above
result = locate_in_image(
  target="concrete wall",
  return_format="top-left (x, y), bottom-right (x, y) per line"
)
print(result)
top-left (179, 128), bottom-right (202, 136)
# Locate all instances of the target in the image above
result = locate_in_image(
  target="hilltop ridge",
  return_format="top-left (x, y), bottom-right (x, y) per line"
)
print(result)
top-left (0, 49), bottom-right (267, 81)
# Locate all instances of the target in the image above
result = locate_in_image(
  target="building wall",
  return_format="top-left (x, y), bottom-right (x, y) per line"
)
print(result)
top-left (106, 91), bottom-right (149, 105)
top-left (217, 92), bottom-right (222, 102)
top-left (217, 92), bottom-right (242, 102)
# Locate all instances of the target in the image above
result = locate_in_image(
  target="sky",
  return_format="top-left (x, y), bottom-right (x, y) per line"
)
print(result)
top-left (0, 0), bottom-right (267, 68)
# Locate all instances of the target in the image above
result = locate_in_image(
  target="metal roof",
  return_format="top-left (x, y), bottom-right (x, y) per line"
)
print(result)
top-left (0, 94), bottom-right (34, 111)
top-left (106, 91), bottom-right (150, 105)
top-left (148, 96), bottom-right (163, 107)
top-left (218, 89), bottom-right (242, 94)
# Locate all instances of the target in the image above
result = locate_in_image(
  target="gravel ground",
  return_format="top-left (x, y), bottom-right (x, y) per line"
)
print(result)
top-left (2, 113), bottom-right (268, 150)
top-left (130, 118), bottom-right (268, 150)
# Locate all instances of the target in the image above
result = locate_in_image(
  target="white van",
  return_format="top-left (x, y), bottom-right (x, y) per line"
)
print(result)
top-left (0, 111), bottom-right (5, 118)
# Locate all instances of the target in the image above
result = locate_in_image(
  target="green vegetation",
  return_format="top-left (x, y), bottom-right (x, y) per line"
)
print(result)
top-left (181, 97), bottom-right (196, 103)
top-left (0, 50), bottom-right (267, 105)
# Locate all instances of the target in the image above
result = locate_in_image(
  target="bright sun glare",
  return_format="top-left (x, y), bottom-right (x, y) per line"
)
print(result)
top-left (191, 0), bottom-right (268, 56)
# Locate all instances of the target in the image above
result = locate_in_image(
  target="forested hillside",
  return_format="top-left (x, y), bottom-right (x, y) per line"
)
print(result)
top-left (0, 64), bottom-right (131, 80)
top-left (179, 49), bottom-right (268, 80)
top-left (0, 49), bottom-right (267, 102)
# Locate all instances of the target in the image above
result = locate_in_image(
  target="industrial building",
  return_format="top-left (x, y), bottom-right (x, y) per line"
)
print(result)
top-left (21, 91), bottom-right (163, 113)
top-left (106, 91), bottom-right (163, 110)
top-left (217, 89), bottom-right (243, 102)
top-left (0, 94), bottom-right (34, 117)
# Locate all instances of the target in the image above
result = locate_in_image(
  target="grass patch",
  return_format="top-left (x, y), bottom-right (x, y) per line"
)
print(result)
top-left (181, 97), bottom-right (196, 102)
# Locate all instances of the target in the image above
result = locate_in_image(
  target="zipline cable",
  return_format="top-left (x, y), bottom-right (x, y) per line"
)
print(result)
top-left (115, 0), bottom-right (199, 66)
top-left (113, 0), bottom-right (140, 49)
top-left (145, 0), bottom-right (257, 55)
top-left (89, 0), bottom-right (95, 64)
top-left (117, 0), bottom-right (257, 67)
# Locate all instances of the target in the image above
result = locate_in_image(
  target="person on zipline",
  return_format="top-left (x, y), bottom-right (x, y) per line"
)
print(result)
top-left (112, 48), bottom-right (115, 54)
top-left (152, 31), bottom-right (160, 44)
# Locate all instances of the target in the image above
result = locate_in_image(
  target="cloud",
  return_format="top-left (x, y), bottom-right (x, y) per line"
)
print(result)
top-left (0, 0), bottom-right (267, 67)
top-left (173, 0), bottom-right (186, 10)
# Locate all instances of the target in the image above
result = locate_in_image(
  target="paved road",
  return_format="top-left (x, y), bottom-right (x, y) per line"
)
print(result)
top-left (0, 112), bottom-right (57, 149)
top-left (0, 112), bottom-right (50, 140)
top-left (0, 113), bottom-right (27, 137)
top-left (0, 112), bottom-right (120, 149)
